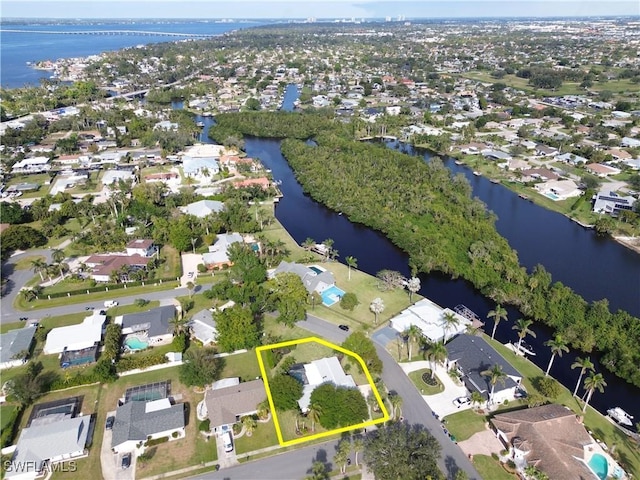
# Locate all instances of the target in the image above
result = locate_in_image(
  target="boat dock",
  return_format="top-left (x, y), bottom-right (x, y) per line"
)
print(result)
top-left (505, 342), bottom-right (536, 357)
top-left (453, 304), bottom-right (484, 328)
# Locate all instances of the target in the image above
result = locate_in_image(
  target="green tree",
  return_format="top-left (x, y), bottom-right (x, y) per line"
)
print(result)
top-left (426, 341), bottom-right (447, 380)
top-left (228, 242), bottom-right (267, 284)
top-left (345, 255), bottom-right (357, 280)
top-left (353, 436), bottom-right (364, 466)
top-left (481, 364), bottom-right (508, 404)
top-left (440, 311), bottom-right (460, 342)
top-left (403, 324), bottom-right (422, 360)
top-left (389, 393), bottom-right (403, 420)
top-left (30, 258), bottom-right (47, 282)
top-left (308, 291), bottom-right (322, 310)
top-left (487, 304), bottom-right (508, 340)
top-left (406, 276), bottom-right (421, 303)
top-left (269, 374), bottom-right (303, 411)
top-left (93, 358), bottom-right (117, 383)
top-left (571, 356), bottom-right (594, 397)
top-left (369, 297), bottom-right (385, 325)
top-left (513, 318), bottom-right (536, 352)
top-left (168, 219), bottom-right (193, 252)
top-left (306, 402), bottom-right (323, 432)
top-left (470, 391), bottom-right (484, 409)
top-left (334, 439), bottom-right (351, 474)
top-left (267, 272), bottom-right (308, 326)
top-left (544, 334), bottom-right (569, 376)
top-left (215, 305), bottom-right (260, 352)
top-left (339, 292), bottom-right (359, 311)
top-left (310, 383), bottom-right (368, 429)
top-left (364, 422), bottom-right (440, 480)
top-left (305, 461), bottom-right (329, 480)
top-left (342, 331), bottom-right (383, 375)
top-left (179, 347), bottom-right (224, 387)
top-left (536, 376), bottom-right (561, 399)
top-left (582, 372), bottom-right (607, 413)
top-left (1, 225), bottom-right (47, 260)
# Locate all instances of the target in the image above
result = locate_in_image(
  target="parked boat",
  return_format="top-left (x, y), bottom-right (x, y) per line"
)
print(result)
top-left (607, 407), bottom-right (634, 426)
top-left (518, 193), bottom-right (529, 200)
top-left (490, 178), bottom-right (500, 184)
top-left (473, 171), bottom-right (482, 176)
top-left (454, 160), bottom-right (463, 165)
top-left (196, 121), bottom-right (205, 128)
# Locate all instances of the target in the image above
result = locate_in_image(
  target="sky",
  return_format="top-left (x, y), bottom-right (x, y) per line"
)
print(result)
top-left (1, 0), bottom-right (639, 19)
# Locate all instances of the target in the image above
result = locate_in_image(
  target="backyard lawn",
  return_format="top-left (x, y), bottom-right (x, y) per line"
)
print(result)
top-left (219, 350), bottom-right (261, 382)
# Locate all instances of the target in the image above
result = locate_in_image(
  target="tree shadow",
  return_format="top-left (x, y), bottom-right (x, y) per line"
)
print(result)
top-left (444, 455), bottom-right (461, 480)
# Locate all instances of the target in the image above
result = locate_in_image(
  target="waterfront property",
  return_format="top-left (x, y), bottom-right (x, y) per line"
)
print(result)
top-left (390, 298), bottom-right (471, 343)
top-left (491, 403), bottom-right (627, 480)
top-left (592, 191), bottom-right (635, 216)
top-left (445, 334), bottom-right (523, 404)
top-left (271, 261), bottom-right (339, 304)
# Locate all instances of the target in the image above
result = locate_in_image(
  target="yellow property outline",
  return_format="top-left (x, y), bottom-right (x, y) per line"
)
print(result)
top-left (256, 336), bottom-right (390, 447)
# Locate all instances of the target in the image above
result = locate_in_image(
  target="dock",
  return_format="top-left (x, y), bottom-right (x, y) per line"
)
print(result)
top-left (453, 304), bottom-right (484, 328)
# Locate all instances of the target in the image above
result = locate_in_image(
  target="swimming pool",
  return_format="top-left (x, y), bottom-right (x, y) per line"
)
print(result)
top-left (309, 265), bottom-right (325, 274)
top-left (544, 192), bottom-right (560, 200)
top-left (125, 337), bottom-right (149, 351)
top-left (321, 285), bottom-right (345, 306)
top-left (588, 453), bottom-right (608, 480)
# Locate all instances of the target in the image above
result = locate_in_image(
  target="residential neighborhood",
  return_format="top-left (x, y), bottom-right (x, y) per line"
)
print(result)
top-left (1, 12), bottom-right (639, 480)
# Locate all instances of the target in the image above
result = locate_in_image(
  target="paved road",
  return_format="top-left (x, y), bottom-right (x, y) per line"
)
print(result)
top-left (187, 439), bottom-right (343, 480)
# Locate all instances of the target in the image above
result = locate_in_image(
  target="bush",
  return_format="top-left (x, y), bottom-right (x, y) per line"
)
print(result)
top-left (146, 436), bottom-right (170, 447)
top-left (270, 374), bottom-right (303, 411)
top-left (535, 376), bottom-right (562, 399)
top-left (134, 298), bottom-right (150, 307)
top-left (172, 431), bottom-right (179, 438)
top-left (116, 351), bottom-right (167, 373)
top-left (197, 263), bottom-right (207, 273)
top-left (199, 419), bottom-right (211, 432)
top-left (339, 292), bottom-right (359, 311)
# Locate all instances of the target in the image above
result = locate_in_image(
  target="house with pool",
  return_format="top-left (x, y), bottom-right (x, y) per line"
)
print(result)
top-left (115, 305), bottom-right (176, 351)
top-left (271, 261), bottom-right (344, 306)
top-left (491, 404), bottom-right (627, 480)
top-left (43, 311), bottom-right (107, 367)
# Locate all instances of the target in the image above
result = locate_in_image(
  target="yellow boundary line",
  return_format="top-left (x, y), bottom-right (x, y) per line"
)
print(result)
top-left (256, 336), bottom-right (390, 447)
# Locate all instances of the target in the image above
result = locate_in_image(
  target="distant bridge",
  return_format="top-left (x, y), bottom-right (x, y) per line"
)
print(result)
top-left (0, 29), bottom-right (215, 38)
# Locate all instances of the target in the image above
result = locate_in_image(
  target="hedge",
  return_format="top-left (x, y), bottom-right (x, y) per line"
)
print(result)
top-left (41, 276), bottom-right (179, 299)
top-left (146, 436), bottom-right (170, 447)
top-left (116, 351), bottom-right (168, 373)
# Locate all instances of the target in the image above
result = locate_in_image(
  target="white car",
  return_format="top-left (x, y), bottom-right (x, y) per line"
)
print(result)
top-left (453, 396), bottom-right (471, 408)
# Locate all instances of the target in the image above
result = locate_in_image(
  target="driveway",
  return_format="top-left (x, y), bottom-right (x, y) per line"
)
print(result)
top-left (180, 253), bottom-right (201, 287)
top-left (100, 411), bottom-right (136, 480)
top-left (371, 325), bottom-right (398, 347)
top-left (215, 432), bottom-right (238, 469)
top-left (458, 429), bottom-right (504, 458)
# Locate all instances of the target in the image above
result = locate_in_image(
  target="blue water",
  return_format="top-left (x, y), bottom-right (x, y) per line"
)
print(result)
top-left (0, 20), bottom-right (268, 88)
top-left (321, 285), bottom-right (345, 306)
top-left (125, 337), bottom-right (149, 350)
top-left (309, 266), bottom-right (324, 274)
top-left (588, 453), bottom-right (608, 480)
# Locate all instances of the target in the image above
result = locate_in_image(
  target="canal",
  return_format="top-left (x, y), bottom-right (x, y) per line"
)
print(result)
top-left (192, 85), bottom-right (640, 423)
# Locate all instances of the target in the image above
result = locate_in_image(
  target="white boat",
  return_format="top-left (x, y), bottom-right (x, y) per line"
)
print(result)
top-left (473, 171), bottom-right (482, 176)
top-left (607, 407), bottom-right (634, 427)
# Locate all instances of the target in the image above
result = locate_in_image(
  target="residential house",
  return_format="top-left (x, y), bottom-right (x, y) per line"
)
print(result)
top-left (233, 177), bottom-right (271, 189)
top-left (521, 168), bottom-right (559, 182)
top-left (290, 357), bottom-right (356, 412)
top-left (389, 298), bottom-right (472, 343)
top-left (556, 152), bottom-right (588, 165)
top-left (125, 239), bottom-right (157, 257)
top-left (153, 120), bottom-right (179, 131)
top-left (481, 149), bottom-right (512, 162)
top-left (7, 409), bottom-right (90, 480)
top-left (116, 306), bottom-right (176, 346)
top-left (101, 169), bottom-right (135, 186)
top-left (202, 233), bottom-right (243, 269)
top-left (585, 163), bottom-right (621, 177)
top-left (111, 398), bottom-right (185, 453)
top-left (621, 137), bottom-right (640, 148)
top-left (181, 144), bottom-right (223, 183)
top-left (491, 404), bottom-right (598, 480)
top-left (272, 261), bottom-right (335, 295)
top-left (204, 379), bottom-right (267, 432)
top-left (85, 253), bottom-right (151, 283)
top-left (593, 191), bottom-right (635, 216)
top-left (534, 179), bottom-right (582, 201)
top-left (0, 325), bottom-right (36, 370)
top-left (181, 199), bottom-right (225, 218)
top-left (11, 157), bottom-right (51, 174)
top-left (188, 309), bottom-right (218, 346)
top-left (43, 312), bottom-right (106, 356)
top-left (445, 334), bottom-right (523, 404)
top-left (535, 144), bottom-right (558, 157)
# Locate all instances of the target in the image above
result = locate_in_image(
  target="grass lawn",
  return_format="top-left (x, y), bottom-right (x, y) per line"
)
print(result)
top-left (12, 255), bottom-right (46, 271)
top-left (219, 350), bottom-right (261, 382)
top-left (0, 405), bottom-right (19, 432)
top-left (234, 418), bottom-right (278, 454)
top-left (408, 368), bottom-right (444, 395)
top-left (443, 409), bottom-right (487, 442)
top-left (275, 409), bottom-right (331, 443)
top-left (473, 454), bottom-right (517, 480)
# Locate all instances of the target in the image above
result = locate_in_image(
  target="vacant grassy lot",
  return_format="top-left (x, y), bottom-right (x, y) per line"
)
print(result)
top-left (12, 255), bottom-right (46, 271)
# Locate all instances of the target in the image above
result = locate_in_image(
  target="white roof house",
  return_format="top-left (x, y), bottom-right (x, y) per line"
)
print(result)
top-left (12, 157), bottom-right (50, 173)
top-left (182, 156), bottom-right (220, 180)
top-left (188, 309), bottom-right (218, 346)
top-left (102, 169), bottom-right (135, 186)
top-left (43, 312), bottom-right (106, 355)
top-left (7, 416), bottom-right (90, 480)
top-left (534, 179), bottom-right (582, 200)
top-left (389, 298), bottom-right (471, 343)
top-left (182, 199), bottom-right (225, 218)
top-left (297, 357), bottom-right (356, 412)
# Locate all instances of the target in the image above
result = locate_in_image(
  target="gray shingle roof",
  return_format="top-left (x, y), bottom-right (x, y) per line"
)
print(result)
top-left (205, 379), bottom-right (266, 428)
top-left (120, 306), bottom-right (175, 338)
top-left (0, 326), bottom-right (36, 365)
top-left (111, 400), bottom-right (185, 449)
top-left (445, 334), bottom-right (522, 396)
top-left (10, 416), bottom-right (90, 476)
top-left (273, 261), bottom-right (335, 294)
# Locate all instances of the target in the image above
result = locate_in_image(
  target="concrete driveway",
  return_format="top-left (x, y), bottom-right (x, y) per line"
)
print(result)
top-left (400, 361), bottom-right (471, 418)
top-left (180, 253), bottom-right (201, 287)
top-left (216, 432), bottom-right (238, 469)
top-left (458, 429), bottom-right (504, 458)
top-left (100, 411), bottom-right (136, 480)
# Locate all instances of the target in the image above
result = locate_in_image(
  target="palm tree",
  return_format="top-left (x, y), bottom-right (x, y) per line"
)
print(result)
top-left (544, 334), bottom-right (569, 376)
top-left (426, 341), bottom-right (448, 379)
top-left (321, 238), bottom-right (334, 261)
top-left (582, 372), bottom-right (607, 413)
top-left (406, 276), bottom-right (421, 303)
top-left (352, 437), bottom-right (363, 467)
top-left (31, 258), bottom-right (47, 282)
top-left (487, 304), bottom-right (508, 340)
top-left (513, 318), bottom-right (536, 352)
top-left (186, 281), bottom-right (195, 298)
top-left (440, 311), bottom-right (460, 343)
top-left (389, 393), bottom-right (403, 420)
top-left (20, 288), bottom-right (37, 303)
top-left (369, 297), bottom-right (385, 325)
top-left (306, 403), bottom-right (323, 432)
top-left (403, 324), bottom-right (422, 360)
top-left (302, 237), bottom-right (316, 251)
top-left (334, 440), bottom-right (351, 474)
top-left (481, 364), bottom-right (508, 405)
top-left (51, 248), bottom-right (66, 279)
top-left (470, 391), bottom-right (484, 409)
top-left (345, 255), bottom-right (357, 280)
top-left (571, 357), bottom-right (594, 397)
top-left (242, 415), bottom-right (257, 436)
top-left (170, 315), bottom-right (189, 336)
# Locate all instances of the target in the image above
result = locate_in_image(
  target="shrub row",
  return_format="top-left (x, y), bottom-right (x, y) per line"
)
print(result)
top-left (116, 351), bottom-right (167, 373)
top-left (145, 436), bottom-right (170, 447)
top-left (41, 276), bottom-right (178, 299)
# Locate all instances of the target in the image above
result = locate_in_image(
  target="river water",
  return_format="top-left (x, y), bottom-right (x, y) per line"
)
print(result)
top-left (192, 85), bottom-right (640, 423)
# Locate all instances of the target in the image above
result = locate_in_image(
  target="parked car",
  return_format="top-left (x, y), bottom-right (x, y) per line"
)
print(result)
top-left (338, 324), bottom-right (350, 332)
top-left (104, 300), bottom-right (119, 308)
top-left (105, 416), bottom-right (115, 430)
top-left (121, 453), bottom-right (131, 469)
top-left (453, 396), bottom-right (471, 408)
